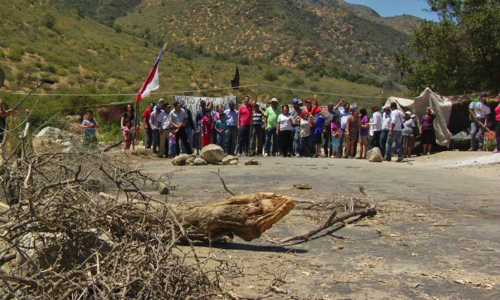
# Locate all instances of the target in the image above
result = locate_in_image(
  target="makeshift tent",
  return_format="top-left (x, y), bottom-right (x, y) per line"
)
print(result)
top-left (384, 88), bottom-right (453, 147)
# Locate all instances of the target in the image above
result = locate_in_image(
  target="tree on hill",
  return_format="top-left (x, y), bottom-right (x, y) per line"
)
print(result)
top-left (405, 0), bottom-right (500, 95)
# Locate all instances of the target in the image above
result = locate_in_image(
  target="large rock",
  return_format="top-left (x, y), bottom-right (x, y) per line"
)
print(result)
top-left (172, 154), bottom-right (195, 166)
top-left (222, 155), bottom-right (239, 165)
top-left (368, 147), bottom-right (383, 162)
top-left (33, 127), bottom-right (80, 153)
top-left (186, 156), bottom-right (196, 166)
top-left (201, 144), bottom-right (224, 164)
top-left (194, 158), bottom-right (208, 166)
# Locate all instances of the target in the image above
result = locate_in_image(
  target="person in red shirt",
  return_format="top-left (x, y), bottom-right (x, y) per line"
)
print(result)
top-left (201, 109), bottom-right (213, 147)
top-left (142, 102), bottom-right (155, 149)
top-left (237, 95), bottom-right (255, 156)
top-left (305, 94), bottom-right (322, 116)
top-left (495, 94), bottom-right (500, 153)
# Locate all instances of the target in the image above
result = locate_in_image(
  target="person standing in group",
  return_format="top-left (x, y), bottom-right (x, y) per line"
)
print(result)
top-left (121, 104), bottom-right (135, 130)
top-left (385, 102), bottom-right (404, 162)
top-left (158, 103), bottom-right (172, 158)
top-left (169, 101), bottom-right (193, 155)
top-left (215, 112), bottom-right (227, 149)
top-left (82, 110), bottom-right (98, 148)
top-left (277, 104), bottom-right (294, 157)
top-left (250, 103), bottom-right (264, 156)
top-left (149, 104), bottom-right (163, 154)
top-left (344, 109), bottom-right (360, 159)
top-left (335, 99), bottom-right (351, 158)
top-left (212, 104), bottom-right (223, 144)
top-left (195, 100), bottom-right (213, 154)
top-left (314, 112), bottom-right (325, 157)
top-left (224, 101), bottom-right (238, 155)
top-left (237, 95), bottom-right (254, 156)
top-left (495, 94), bottom-right (500, 153)
top-left (420, 107), bottom-right (436, 155)
top-left (369, 105), bottom-right (382, 150)
top-left (297, 111), bottom-right (313, 157)
top-left (402, 111), bottom-right (416, 158)
top-left (291, 98), bottom-right (303, 156)
top-left (122, 119), bottom-right (135, 150)
top-left (330, 114), bottom-right (342, 158)
top-left (168, 131), bottom-right (177, 158)
top-left (304, 98), bottom-right (319, 155)
top-left (323, 103), bottom-right (335, 157)
top-left (357, 108), bottom-right (369, 159)
top-left (182, 103), bottom-right (196, 154)
top-left (469, 92), bottom-right (491, 151)
top-left (0, 97), bottom-right (15, 144)
top-left (201, 108), bottom-right (213, 147)
top-left (142, 102), bottom-right (155, 149)
top-left (380, 105), bottom-right (391, 155)
top-left (263, 98), bottom-right (281, 157)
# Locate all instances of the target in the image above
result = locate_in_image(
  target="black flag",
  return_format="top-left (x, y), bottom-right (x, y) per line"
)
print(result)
top-left (231, 66), bottom-right (240, 90)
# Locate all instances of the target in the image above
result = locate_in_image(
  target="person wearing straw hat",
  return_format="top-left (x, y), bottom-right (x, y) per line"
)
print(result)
top-left (402, 111), bottom-right (416, 158)
top-left (263, 98), bottom-right (281, 156)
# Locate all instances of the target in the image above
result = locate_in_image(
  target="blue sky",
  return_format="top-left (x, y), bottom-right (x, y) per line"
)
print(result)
top-left (345, 0), bottom-right (439, 21)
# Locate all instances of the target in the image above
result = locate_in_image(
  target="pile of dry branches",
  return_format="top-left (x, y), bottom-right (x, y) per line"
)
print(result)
top-left (0, 146), bottom-right (237, 298)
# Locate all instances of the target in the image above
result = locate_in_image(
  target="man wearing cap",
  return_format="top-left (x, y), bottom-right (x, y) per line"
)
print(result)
top-left (264, 98), bottom-right (281, 156)
top-left (385, 102), bottom-right (404, 162)
top-left (237, 95), bottom-right (254, 156)
top-left (149, 104), bottom-right (163, 154)
top-left (170, 101), bottom-right (193, 155)
top-left (291, 98), bottom-right (303, 156)
top-left (468, 92), bottom-right (491, 151)
top-left (158, 103), bottom-right (172, 158)
top-left (224, 101), bottom-right (238, 155)
top-left (380, 105), bottom-right (391, 155)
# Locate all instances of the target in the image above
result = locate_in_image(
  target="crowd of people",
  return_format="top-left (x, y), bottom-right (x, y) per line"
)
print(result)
top-left (136, 95), bottom-right (446, 161)
top-left (77, 93), bottom-right (500, 158)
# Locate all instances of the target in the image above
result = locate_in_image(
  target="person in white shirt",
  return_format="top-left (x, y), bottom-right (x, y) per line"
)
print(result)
top-left (380, 105), bottom-right (392, 155)
top-left (385, 102), bottom-right (404, 162)
top-left (334, 99), bottom-right (352, 158)
top-left (158, 103), bottom-right (172, 158)
top-left (149, 104), bottom-right (163, 154)
top-left (369, 105), bottom-right (382, 149)
top-left (468, 92), bottom-right (491, 151)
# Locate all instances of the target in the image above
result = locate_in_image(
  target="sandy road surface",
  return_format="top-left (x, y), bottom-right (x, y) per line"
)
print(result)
top-left (128, 151), bottom-right (500, 299)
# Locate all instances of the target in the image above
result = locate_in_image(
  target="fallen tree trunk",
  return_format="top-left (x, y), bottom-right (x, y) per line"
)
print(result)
top-left (184, 193), bottom-right (295, 242)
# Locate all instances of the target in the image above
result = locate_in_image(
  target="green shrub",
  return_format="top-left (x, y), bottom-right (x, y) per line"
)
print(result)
top-left (264, 70), bottom-right (278, 82)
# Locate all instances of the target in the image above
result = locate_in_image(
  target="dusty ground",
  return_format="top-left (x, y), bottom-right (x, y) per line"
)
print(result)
top-left (123, 150), bottom-right (500, 299)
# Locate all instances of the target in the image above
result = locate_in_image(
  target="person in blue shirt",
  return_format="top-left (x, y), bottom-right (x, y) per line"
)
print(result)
top-left (224, 101), bottom-right (238, 155)
top-left (314, 113), bottom-right (325, 157)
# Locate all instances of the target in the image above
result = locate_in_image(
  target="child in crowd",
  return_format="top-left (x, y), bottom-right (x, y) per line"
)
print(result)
top-left (122, 118), bottom-right (135, 150)
top-left (215, 112), bottom-right (227, 148)
top-left (201, 108), bottom-right (213, 147)
top-left (331, 114), bottom-right (341, 158)
top-left (168, 131), bottom-right (177, 158)
top-left (81, 110), bottom-right (98, 148)
top-left (314, 113), bottom-right (325, 157)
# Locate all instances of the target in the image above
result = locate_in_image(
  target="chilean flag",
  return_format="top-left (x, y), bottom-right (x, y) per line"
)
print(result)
top-left (136, 47), bottom-right (164, 102)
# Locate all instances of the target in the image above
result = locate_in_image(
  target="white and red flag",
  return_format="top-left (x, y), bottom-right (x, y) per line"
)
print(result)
top-left (136, 47), bottom-right (164, 102)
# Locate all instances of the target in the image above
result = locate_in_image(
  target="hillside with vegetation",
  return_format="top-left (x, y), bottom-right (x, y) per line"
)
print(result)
top-left (0, 0), bottom-right (423, 141)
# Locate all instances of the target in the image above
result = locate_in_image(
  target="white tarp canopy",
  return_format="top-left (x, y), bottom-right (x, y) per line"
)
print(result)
top-left (384, 88), bottom-right (453, 147)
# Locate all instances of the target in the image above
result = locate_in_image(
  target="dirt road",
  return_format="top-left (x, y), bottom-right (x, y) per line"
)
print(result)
top-left (134, 151), bottom-right (499, 299)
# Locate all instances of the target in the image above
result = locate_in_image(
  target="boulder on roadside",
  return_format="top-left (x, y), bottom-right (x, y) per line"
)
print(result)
top-left (368, 147), bottom-right (383, 163)
top-left (222, 155), bottom-right (238, 165)
top-left (194, 158), bottom-right (208, 166)
top-left (158, 182), bottom-right (170, 195)
top-left (172, 154), bottom-right (195, 166)
top-left (244, 159), bottom-right (260, 166)
top-left (201, 144), bottom-right (224, 164)
top-left (186, 156), bottom-right (196, 166)
top-left (33, 127), bottom-right (80, 153)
